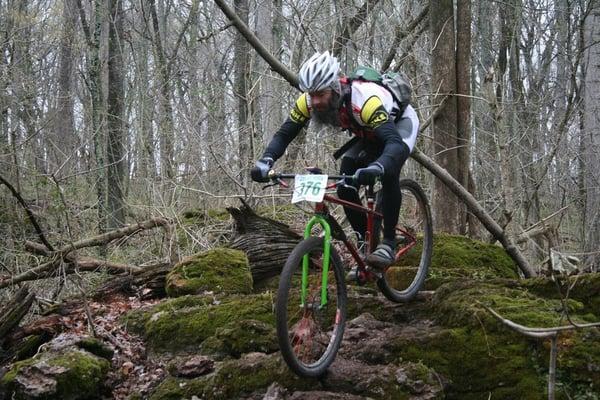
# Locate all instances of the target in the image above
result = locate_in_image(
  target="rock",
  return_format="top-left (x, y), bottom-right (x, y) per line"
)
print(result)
top-left (397, 234), bottom-right (520, 290)
top-left (387, 278), bottom-right (600, 398)
top-left (262, 382), bottom-right (287, 400)
top-left (150, 353), bottom-right (310, 400)
top-left (165, 248), bottom-right (252, 297)
top-left (0, 334), bottom-right (112, 399)
top-left (288, 392), bottom-right (370, 399)
top-left (121, 293), bottom-right (275, 353)
top-left (169, 355), bottom-right (214, 378)
top-left (150, 352), bottom-right (444, 400)
top-left (201, 319), bottom-right (278, 358)
top-left (322, 357), bottom-right (444, 399)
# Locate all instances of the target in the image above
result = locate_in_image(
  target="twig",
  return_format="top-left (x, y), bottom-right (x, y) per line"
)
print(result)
top-left (382, 5), bottom-right (429, 71)
top-left (0, 173), bottom-right (54, 251)
top-left (2, 218), bottom-right (170, 289)
top-left (483, 304), bottom-right (600, 335)
top-left (483, 304), bottom-right (600, 400)
top-left (213, 0), bottom-right (298, 87)
top-left (332, 0), bottom-right (382, 57)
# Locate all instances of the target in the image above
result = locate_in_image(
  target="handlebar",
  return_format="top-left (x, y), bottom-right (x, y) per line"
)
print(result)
top-left (263, 169), bottom-right (362, 193)
top-left (268, 172), bottom-right (351, 181)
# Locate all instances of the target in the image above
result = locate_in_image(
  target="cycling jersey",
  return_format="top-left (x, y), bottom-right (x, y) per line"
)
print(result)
top-left (263, 79), bottom-right (418, 174)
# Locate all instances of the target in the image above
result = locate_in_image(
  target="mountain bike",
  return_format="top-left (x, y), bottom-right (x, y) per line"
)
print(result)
top-left (266, 168), bottom-right (433, 378)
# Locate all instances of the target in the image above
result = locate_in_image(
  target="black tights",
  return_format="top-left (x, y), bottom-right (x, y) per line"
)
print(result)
top-left (337, 144), bottom-right (409, 246)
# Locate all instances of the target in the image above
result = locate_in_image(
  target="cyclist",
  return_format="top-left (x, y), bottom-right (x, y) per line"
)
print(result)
top-left (251, 51), bottom-right (419, 269)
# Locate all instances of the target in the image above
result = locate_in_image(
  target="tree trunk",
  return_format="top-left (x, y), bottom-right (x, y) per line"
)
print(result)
top-left (234, 0), bottom-right (251, 182)
top-left (106, 0), bottom-right (126, 229)
top-left (456, 0), bottom-right (472, 235)
top-left (133, 3), bottom-right (155, 180)
top-left (11, 0), bottom-right (46, 176)
top-left (149, 0), bottom-right (175, 180)
top-left (79, 0), bottom-right (108, 236)
top-left (430, 0), bottom-right (460, 234)
top-left (51, 0), bottom-right (78, 175)
top-left (582, 2), bottom-right (600, 270)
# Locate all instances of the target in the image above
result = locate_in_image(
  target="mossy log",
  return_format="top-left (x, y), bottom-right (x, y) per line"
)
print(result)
top-left (227, 200), bottom-right (301, 284)
top-left (0, 286), bottom-right (35, 346)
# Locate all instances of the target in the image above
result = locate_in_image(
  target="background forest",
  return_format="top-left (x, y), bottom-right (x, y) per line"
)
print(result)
top-left (0, 0), bottom-right (599, 290)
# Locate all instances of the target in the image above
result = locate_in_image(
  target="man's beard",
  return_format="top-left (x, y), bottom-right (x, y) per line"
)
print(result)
top-left (311, 92), bottom-right (342, 128)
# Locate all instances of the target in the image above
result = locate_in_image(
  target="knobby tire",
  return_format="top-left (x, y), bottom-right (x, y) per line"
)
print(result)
top-left (276, 236), bottom-right (347, 378)
top-left (375, 178), bottom-right (433, 302)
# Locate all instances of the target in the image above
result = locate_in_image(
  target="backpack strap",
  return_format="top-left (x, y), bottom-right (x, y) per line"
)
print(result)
top-left (338, 78), bottom-right (376, 139)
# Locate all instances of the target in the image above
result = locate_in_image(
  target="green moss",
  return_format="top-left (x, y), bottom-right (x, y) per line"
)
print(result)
top-left (390, 326), bottom-right (546, 398)
top-left (399, 234), bottom-right (519, 289)
top-left (52, 350), bottom-right (110, 397)
top-left (77, 337), bottom-right (114, 360)
top-left (201, 319), bottom-right (278, 358)
top-left (1, 349), bottom-right (110, 400)
top-left (165, 248), bottom-right (252, 297)
top-left (390, 278), bottom-right (600, 399)
top-left (150, 353), bottom-right (311, 400)
top-left (123, 293), bottom-right (276, 353)
top-left (431, 280), bottom-right (588, 329)
top-left (148, 376), bottom-right (207, 400)
top-left (181, 207), bottom-right (230, 223)
top-left (13, 334), bottom-right (48, 360)
top-left (520, 273), bottom-right (600, 317)
top-left (555, 329), bottom-right (600, 388)
top-left (121, 295), bottom-right (216, 334)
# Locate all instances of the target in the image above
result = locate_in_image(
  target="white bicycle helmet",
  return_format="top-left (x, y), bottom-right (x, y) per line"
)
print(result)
top-left (298, 51), bottom-right (341, 93)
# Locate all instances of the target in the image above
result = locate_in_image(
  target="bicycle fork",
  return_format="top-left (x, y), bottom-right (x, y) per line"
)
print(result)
top-left (302, 215), bottom-right (332, 309)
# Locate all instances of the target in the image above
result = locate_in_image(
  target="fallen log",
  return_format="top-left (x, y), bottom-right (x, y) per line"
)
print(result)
top-left (227, 200), bottom-right (301, 284)
top-left (90, 261), bottom-right (173, 301)
top-left (0, 286), bottom-right (35, 345)
top-left (1, 217), bottom-right (172, 289)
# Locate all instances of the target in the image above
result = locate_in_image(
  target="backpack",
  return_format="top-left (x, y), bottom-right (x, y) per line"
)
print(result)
top-left (348, 66), bottom-right (412, 119)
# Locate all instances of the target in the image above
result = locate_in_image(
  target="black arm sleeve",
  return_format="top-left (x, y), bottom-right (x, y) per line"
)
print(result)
top-left (262, 118), bottom-right (305, 161)
top-left (373, 120), bottom-right (410, 176)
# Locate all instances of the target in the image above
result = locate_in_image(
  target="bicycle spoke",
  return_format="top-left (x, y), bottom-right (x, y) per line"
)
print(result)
top-left (277, 237), bottom-right (347, 377)
top-left (376, 179), bottom-right (432, 302)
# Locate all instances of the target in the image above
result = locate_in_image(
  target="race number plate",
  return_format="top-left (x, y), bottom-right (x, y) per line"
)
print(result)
top-left (291, 175), bottom-right (328, 203)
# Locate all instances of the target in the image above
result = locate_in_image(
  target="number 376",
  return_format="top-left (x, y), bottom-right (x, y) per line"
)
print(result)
top-left (298, 181), bottom-right (321, 196)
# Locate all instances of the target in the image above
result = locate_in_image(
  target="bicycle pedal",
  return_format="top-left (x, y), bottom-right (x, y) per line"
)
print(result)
top-left (366, 267), bottom-right (383, 280)
top-left (346, 267), bottom-right (359, 281)
top-left (347, 267), bottom-right (368, 285)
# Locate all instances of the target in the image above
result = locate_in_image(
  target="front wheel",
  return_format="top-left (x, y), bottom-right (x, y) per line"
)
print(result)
top-left (374, 178), bottom-right (433, 302)
top-left (276, 236), bottom-right (347, 378)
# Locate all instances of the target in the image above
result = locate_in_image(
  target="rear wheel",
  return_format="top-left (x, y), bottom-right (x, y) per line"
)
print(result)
top-left (276, 236), bottom-right (347, 377)
top-left (374, 178), bottom-right (432, 302)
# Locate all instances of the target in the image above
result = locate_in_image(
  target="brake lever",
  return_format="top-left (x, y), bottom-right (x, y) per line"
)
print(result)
top-left (261, 182), bottom-right (278, 190)
top-left (338, 178), bottom-right (359, 193)
top-left (261, 177), bottom-right (288, 190)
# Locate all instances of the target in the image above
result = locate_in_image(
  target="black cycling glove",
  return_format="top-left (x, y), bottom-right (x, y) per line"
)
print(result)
top-left (354, 162), bottom-right (384, 186)
top-left (250, 157), bottom-right (274, 183)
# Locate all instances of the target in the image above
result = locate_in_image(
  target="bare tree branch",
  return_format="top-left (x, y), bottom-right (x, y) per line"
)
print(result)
top-left (332, 0), bottom-right (382, 57)
top-left (0, 173), bottom-right (54, 251)
top-left (382, 4), bottom-right (429, 71)
top-left (213, 0), bottom-right (298, 87)
top-left (0, 218), bottom-right (172, 289)
top-left (411, 148), bottom-right (536, 277)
